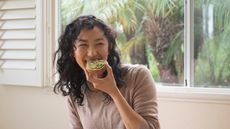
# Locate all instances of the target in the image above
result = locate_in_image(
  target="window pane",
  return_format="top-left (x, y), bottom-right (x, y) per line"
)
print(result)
top-left (61, 0), bottom-right (184, 85)
top-left (194, 0), bottom-right (230, 88)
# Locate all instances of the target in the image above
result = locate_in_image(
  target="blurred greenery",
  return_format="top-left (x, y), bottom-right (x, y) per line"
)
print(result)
top-left (146, 46), bottom-right (160, 81)
top-left (61, 0), bottom-right (230, 87)
top-left (194, 0), bottom-right (230, 87)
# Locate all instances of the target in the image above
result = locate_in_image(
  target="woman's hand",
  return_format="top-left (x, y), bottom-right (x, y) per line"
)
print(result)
top-left (84, 62), bottom-right (119, 96)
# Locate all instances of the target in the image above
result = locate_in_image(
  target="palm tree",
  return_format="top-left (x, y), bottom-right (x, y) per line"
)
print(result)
top-left (143, 0), bottom-right (184, 83)
top-left (98, 0), bottom-right (149, 65)
top-left (61, 0), bottom-right (184, 83)
top-left (61, 0), bottom-right (230, 86)
top-left (61, 0), bottom-right (149, 65)
top-left (98, 0), bottom-right (185, 83)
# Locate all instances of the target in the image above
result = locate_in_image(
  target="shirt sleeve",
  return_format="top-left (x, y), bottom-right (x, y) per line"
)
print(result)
top-left (132, 65), bottom-right (161, 129)
top-left (67, 96), bottom-right (83, 129)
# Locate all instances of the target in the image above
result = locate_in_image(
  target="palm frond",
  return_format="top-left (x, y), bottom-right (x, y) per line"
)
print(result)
top-left (61, 0), bottom-right (84, 26)
top-left (98, 0), bottom-right (128, 20)
top-left (163, 30), bottom-right (183, 66)
top-left (98, 0), bottom-right (145, 34)
top-left (120, 32), bottom-right (144, 62)
top-left (146, 0), bottom-right (180, 17)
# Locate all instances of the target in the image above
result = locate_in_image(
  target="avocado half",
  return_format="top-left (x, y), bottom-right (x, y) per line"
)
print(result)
top-left (87, 59), bottom-right (106, 70)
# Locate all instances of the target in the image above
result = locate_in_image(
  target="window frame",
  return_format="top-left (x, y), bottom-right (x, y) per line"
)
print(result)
top-left (43, 0), bottom-right (60, 87)
top-left (184, 0), bottom-right (193, 87)
top-left (156, 0), bottom-right (230, 102)
top-left (55, 0), bottom-right (230, 101)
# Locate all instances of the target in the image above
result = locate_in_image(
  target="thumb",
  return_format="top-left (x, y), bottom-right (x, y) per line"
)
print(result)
top-left (105, 62), bottom-right (113, 75)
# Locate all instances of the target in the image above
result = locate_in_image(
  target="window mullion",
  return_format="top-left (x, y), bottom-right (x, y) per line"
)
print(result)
top-left (184, 0), bottom-right (194, 87)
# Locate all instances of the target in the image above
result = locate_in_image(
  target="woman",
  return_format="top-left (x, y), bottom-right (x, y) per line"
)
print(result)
top-left (54, 15), bottom-right (160, 129)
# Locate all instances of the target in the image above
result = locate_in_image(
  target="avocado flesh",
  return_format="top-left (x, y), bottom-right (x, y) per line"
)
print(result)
top-left (87, 60), bottom-right (105, 70)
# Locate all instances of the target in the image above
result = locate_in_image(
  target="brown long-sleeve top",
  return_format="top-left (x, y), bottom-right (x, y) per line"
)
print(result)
top-left (67, 64), bottom-right (160, 129)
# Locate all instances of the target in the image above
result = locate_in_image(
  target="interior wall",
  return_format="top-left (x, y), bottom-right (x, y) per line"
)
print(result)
top-left (0, 85), bottom-right (230, 129)
top-left (0, 85), bottom-right (70, 129)
top-left (158, 98), bottom-right (230, 129)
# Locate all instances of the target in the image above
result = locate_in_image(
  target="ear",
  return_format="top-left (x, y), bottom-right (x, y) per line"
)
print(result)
top-left (70, 52), bottom-right (74, 58)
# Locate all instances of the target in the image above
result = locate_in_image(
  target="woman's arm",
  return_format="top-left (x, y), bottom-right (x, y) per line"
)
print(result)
top-left (111, 65), bottom-right (160, 129)
top-left (110, 87), bottom-right (150, 129)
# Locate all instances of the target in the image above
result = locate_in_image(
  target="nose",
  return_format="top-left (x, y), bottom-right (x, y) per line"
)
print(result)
top-left (87, 46), bottom-right (97, 57)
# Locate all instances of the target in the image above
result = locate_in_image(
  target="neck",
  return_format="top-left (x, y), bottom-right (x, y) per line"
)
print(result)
top-left (87, 81), bottom-right (99, 92)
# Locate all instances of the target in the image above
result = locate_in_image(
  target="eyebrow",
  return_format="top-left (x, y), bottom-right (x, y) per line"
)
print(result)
top-left (76, 37), bottom-right (105, 42)
top-left (95, 37), bottom-right (104, 42)
top-left (76, 39), bottom-right (87, 42)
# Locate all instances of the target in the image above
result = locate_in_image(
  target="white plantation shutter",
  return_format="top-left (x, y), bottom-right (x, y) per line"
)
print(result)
top-left (0, 0), bottom-right (44, 86)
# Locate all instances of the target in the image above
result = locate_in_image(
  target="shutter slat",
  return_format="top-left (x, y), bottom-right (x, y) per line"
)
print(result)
top-left (0, 60), bottom-right (3, 67)
top-left (0, 1), bottom-right (35, 10)
top-left (0, 20), bottom-right (36, 30)
top-left (1, 60), bottom-right (36, 70)
top-left (0, 0), bottom-right (43, 86)
top-left (0, 40), bottom-right (36, 50)
top-left (0, 9), bottom-right (35, 20)
top-left (0, 50), bottom-right (36, 60)
top-left (0, 30), bottom-right (36, 39)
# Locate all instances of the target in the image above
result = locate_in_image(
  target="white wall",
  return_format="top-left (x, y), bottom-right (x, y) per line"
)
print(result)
top-left (0, 85), bottom-right (70, 129)
top-left (158, 96), bottom-right (230, 129)
top-left (1, 85), bottom-right (230, 129)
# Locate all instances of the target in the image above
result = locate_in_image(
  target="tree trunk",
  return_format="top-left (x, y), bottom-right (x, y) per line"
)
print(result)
top-left (130, 43), bottom-right (148, 66)
top-left (144, 15), bottom-right (183, 83)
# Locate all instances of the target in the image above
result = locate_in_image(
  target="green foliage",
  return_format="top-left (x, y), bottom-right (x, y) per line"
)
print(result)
top-left (163, 30), bottom-right (183, 66)
top-left (61, 0), bottom-right (184, 83)
top-left (194, 0), bottom-right (230, 87)
top-left (61, 0), bottom-right (84, 28)
top-left (119, 32), bottom-right (145, 63)
top-left (103, 0), bottom-right (145, 33)
top-left (61, 0), bottom-right (230, 87)
top-left (144, 0), bottom-right (180, 17)
top-left (146, 46), bottom-right (160, 81)
top-left (116, 32), bottom-right (131, 63)
top-left (195, 25), bottom-right (230, 87)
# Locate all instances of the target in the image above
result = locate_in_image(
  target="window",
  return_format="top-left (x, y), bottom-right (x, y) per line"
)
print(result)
top-left (60, 0), bottom-right (185, 85)
top-left (193, 0), bottom-right (230, 88)
top-left (60, 0), bottom-right (230, 89)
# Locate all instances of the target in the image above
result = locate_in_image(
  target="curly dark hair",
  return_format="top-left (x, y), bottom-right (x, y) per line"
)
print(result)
top-left (54, 15), bottom-right (123, 106)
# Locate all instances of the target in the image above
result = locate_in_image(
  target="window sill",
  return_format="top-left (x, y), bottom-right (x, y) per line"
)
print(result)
top-left (156, 86), bottom-right (230, 104)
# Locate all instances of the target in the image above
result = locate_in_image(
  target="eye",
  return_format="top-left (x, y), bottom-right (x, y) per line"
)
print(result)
top-left (96, 42), bottom-right (104, 46)
top-left (77, 43), bottom-right (88, 47)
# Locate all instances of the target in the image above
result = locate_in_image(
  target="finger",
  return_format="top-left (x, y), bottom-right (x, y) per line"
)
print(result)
top-left (105, 62), bottom-right (113, 74)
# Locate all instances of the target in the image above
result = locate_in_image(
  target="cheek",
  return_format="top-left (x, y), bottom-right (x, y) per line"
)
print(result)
top-left (73, 51), bottom-right (83, 65)
top-left (101, 46), bottom-right (109, 58)
top-left (104, 43), bottom-right (110, 54)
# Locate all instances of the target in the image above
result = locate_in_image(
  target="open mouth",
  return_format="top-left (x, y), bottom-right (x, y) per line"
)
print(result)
top-left (86, 59), bottom-right (106, 70)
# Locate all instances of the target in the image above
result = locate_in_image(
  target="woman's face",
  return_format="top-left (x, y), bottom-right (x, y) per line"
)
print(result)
top-left (73, 26), bottom-right (109, 71)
